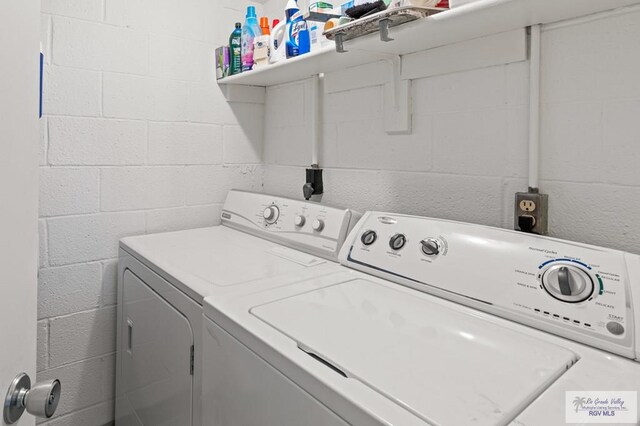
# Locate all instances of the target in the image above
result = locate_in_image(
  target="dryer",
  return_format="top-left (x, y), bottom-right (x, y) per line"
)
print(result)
top-left (114, 190), bottom-right (360, 426)
top-left (202, 211), bottom-right (640, 425)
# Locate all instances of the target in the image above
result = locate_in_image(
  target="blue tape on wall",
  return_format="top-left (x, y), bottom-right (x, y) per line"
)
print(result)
top-left (39, 52), bottom-right (43, 119)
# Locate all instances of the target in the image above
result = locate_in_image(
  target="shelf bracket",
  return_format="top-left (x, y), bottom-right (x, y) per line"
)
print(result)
top-left (383, 56), bottom-right (412, 135)
top-left (379, 19), bottom-right (394, 42)
top-left (220, 84), bottom-right (265, 104)
top-left (335, 34), bottom-right (348, 53)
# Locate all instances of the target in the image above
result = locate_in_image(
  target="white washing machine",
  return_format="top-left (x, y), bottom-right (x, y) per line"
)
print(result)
top-left (114, 190), bottom-right (360, 426)
top-left (202, 211), bottom-right (640, 425)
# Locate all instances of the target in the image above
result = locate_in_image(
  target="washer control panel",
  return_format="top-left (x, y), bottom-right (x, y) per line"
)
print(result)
top-left (339, 212), bottom-right (640, 361)
top-left (221, 190), bottom-right (361, 261)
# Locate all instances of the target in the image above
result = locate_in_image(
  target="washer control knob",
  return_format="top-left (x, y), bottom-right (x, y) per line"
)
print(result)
top-left (263, 205), bottom-right (279, 224)
top-left (361, 230), bottom-right (377, 246)
top-left (312, 219), bottom-right (325, 232)
top-left (389, 234), bottom-right (406, 251)
top-left (420, 239), bottom-right (440, 256)
top-left (541, 264), bottom-right (594, 303)
top-left (294, 215), bottom-right (305, 227)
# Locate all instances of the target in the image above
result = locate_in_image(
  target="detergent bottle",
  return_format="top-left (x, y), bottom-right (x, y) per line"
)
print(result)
top-left (241, 6), bottom-right (262, 71)
top-left (229, 23), bottom-right (242, 75)
top-left (284, 0), bottom-right (310, 58)
top-left (269, 19), bottom-right (287, 64)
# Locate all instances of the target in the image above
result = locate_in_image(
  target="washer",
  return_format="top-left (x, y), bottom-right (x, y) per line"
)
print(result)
top-left (114, 190), bottom-right (360, 426)
top-left (202, 211), bottom-right (640, 425)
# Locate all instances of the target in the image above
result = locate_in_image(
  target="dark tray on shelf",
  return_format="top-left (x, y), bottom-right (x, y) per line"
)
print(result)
top-left (324, 6), bottom-right (446, 51)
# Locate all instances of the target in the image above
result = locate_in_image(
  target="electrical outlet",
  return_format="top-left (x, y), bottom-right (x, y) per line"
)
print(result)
top-left (515, 191), bottom-right (549, 235)
top-left (519, 199), bottom-right (536, 212)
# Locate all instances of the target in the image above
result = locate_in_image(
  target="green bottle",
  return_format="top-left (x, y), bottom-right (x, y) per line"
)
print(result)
top-left (229, 23), bottom-right (242, 75)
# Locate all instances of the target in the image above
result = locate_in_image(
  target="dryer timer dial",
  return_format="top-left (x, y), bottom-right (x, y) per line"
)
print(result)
top-left (263, 205), bottom-right (280, 224)
top-left (312, 219), bottom-right (325, 232)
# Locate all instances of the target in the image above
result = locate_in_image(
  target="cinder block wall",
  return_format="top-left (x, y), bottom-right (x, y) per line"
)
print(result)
top-left (261, 5), bottom-right (640, 256)
top-left (37, 1), bottom-right (264, 424)
top-left (35, 1), bottom-right (640, 424)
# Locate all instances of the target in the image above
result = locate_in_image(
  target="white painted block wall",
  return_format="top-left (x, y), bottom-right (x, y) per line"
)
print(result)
top-left (37, 1), bottom-right (264, 424)
top-left (36, 0), bottom-right (640, 424)
top-left (261, 4), bottom-right (640, 256)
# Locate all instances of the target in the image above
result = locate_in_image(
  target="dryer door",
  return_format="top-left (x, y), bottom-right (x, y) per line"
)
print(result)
top-left (119, 270), bottom-right (194, 426)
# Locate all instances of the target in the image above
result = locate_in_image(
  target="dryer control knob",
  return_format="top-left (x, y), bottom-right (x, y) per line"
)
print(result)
top-left (420, 239), bottom-right (440, 256)
top-left (294, 215), bottom-right (305, 227)
top-left (312, 219), bottom-right (325, 232)
top-left (263, 205), bottom-right (279, 224)
top-left (541, 264), bottom-right (594, 303)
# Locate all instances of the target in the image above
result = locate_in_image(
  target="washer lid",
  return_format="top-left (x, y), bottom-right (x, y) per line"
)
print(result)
top-left (252, 279), bottom-right (578, 426)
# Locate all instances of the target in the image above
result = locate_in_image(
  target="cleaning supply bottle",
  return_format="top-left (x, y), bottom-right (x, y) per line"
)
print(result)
top-left (229, 23), bottom-right (242, 75)
top-left (285, 0), bottom-right (311, 58)
top-left (269, 19), bottom-right (287, 64)
top-left (254, 17), bottom-right (271, 68)
top-left (241, 6), bottom-right (262, 72)
top-left (260, 17), bottom-right (271, 35)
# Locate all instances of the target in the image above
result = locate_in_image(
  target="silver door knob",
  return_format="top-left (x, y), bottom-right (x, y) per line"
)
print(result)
top-left (3, 373), bottom-right (61, 424)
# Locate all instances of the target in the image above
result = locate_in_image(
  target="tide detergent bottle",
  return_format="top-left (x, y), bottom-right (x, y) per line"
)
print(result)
top-left (285, 0), bottom-right (310, 58)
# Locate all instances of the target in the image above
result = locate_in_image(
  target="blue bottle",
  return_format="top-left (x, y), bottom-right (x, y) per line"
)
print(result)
top-left (241, 6), bottom-right (262, 71)
top-left (285, 0), bottom-right (311, 58)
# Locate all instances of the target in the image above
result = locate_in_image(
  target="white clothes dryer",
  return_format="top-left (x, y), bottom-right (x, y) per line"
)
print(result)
top-left (114, 190), bottom-right (360, 426)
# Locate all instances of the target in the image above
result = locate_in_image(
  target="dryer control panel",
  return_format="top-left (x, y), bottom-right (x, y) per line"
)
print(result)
top-left (221, 190), bottom-right (361, 261)
top-left (340, 212), bottom-right (640, 361)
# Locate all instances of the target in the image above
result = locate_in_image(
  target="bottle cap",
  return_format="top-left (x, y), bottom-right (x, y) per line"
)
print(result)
top-left (272, 19), bottom-right (280, 27)
top-left (246, 6), bottom-right (257, 18)
top-left (260, 17), bottom-right (270, 35)
top-left (235, 22), bottom-right (241, 29)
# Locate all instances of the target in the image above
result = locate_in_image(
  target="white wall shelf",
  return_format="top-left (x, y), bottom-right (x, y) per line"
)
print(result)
top-left (218, 0), bottom-right (640, 87)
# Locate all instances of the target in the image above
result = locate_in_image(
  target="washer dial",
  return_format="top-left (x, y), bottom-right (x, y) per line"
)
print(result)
top-left (294, 215), bottom-right (305, 227)
top-left (420, 239), bottom-right (440, 256)
top-left (361, 230), bottom-right (377, 246)
top-left (389, 234), bottom-right (406, 251)
top-left (541, 264), bottom-right (595, 303)
top-left (263, 205), bottom-right (280, 224)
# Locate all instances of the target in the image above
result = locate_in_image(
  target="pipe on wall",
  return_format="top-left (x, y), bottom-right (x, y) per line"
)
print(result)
top-left (528, 24), bottom-right (541, 191)
top-left (310, 73), bottom-right (323, 167)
